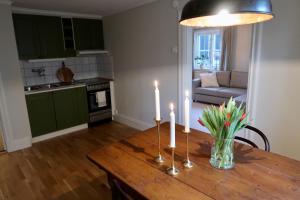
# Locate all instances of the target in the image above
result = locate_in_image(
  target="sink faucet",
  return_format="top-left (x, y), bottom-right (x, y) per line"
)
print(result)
top-left (32, 67), bottom-right (46, 76)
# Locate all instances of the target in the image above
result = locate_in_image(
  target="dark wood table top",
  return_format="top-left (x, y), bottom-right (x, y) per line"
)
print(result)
top-left (88, 123), bottom-right (300, 200)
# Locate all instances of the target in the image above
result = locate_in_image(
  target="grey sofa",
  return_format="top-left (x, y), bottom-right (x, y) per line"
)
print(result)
top-left (192, 71), bottom-right (248, 105)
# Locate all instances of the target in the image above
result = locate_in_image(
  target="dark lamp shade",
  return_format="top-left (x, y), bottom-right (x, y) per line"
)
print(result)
top-left (180, 0), bottom-right (274, 27)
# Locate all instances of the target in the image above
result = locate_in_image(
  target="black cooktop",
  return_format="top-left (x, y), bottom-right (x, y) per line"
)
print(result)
top-left (75, 77), bottom-right (111, 85)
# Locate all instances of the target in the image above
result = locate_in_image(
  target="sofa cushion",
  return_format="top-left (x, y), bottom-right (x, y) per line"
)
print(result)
top-left (216, 71), bottom-right (231, 87)
top-left (234, 94), bottom-right (247, 105)
top-left (216, 88), bottom-right (247, 98)
top-left (230, 71), bottom-right (248, 89)
top-left (199, 73), bottom-right (219, 88)
top-left (193, 69), bottom-right (212, 79)
top-left (194, 87), bottom-right (227, 96)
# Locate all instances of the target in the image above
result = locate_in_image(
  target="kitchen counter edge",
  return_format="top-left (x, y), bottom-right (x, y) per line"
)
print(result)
top-left (25, 83), bottom-right (87, 95)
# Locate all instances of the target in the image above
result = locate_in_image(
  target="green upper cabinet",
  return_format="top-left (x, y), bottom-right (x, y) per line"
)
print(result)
top-left (13, 14), bottom-right (105, 59)
top-left (73, 18), bottom-right (104, 50)
top-left (13, 14), bottom-right (40, 60)
top-left (26, 92), bottom-right (57, 137)
top-left (13, 14), bottom-right (65, 59)
top-left (36, 16), bottom-right (65, 58)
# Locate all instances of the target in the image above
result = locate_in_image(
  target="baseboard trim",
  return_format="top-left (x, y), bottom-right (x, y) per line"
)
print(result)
top-left (114, 114), bottom-right (153, 130)
top-left (32, 124), bottom-right (88, 143)
top-left (7, 137), bottom-right (32, 152)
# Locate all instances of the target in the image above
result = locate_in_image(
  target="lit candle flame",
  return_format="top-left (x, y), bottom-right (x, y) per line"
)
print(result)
top-left (154, 80), bottom-right (158, 88)
top-left (170, 103), bottom-right (174, 111)
top-left (185, 90), bottom-right (189, 97)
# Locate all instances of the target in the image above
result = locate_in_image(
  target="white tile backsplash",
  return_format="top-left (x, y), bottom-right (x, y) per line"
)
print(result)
top-left (21, 55), bottom-right (114, 86)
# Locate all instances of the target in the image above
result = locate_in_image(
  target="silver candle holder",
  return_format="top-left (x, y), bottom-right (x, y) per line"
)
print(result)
top-left (167, 147), bottom-right (179, 176)
top-left (183, 130), bottom-right (193, 169)
top-left (154, 119), bottom-right (165, 163)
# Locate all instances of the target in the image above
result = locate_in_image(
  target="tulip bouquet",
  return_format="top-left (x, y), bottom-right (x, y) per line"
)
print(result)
top-left (198, 98), bottom-right (248, 169)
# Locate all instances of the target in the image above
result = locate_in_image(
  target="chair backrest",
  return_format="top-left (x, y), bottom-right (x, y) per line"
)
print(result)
top-left (235, 125), bottom-right (270, 152)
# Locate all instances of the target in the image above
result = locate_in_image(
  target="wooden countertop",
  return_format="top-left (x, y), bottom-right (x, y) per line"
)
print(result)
top-left (88, 123), bottom-right (300, 200)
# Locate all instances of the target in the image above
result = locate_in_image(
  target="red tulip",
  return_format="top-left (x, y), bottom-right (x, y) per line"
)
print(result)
top-left (240, 113), bottom-right (247, 121)
top-left (198, 119), bottom-right (205, 127)
top-left (225, 121), bottom-right (231, 127)
top-left (227, 113), bottom-right (231, 119)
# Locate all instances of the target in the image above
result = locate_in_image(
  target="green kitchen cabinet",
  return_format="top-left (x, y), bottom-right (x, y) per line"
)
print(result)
top-left (26, 92), bottom-right (57, 137)
top-left (73, 18), bottom-right (104, 50)
top-left (13, 14), bottom-right (40, 60)
top-left (36, 16), bottom-right (65, 58)
top-left (13, 14), bottom-right (65, 59)
top-left (13, 14), bottom-right (105, 59)
top-left (53, 87), bottom-right (88, 130)
top-left (74, 87), bottom-right (89, 125)
top-left (26, 87), bottom-right (88, 137)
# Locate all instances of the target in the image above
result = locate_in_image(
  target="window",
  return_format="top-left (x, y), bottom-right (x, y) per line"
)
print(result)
top-left (193, 29), bottom-right (222, 71)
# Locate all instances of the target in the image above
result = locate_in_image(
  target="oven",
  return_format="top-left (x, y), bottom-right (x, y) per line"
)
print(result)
top-left (86, 82), bottom-right (112, 124)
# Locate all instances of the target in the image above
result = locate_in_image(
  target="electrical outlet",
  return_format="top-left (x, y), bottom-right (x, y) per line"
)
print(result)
top-left (171, 46), bottom-right (178, 54)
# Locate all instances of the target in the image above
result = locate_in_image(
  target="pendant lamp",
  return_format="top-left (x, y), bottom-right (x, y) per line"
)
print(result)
top-left (180, 0), bottom-right (274, 27)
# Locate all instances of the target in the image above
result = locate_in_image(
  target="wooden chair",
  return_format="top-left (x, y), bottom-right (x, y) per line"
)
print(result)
top-left (235, 125), bottom-right (270, 152)
top-left (108, 174), bottom-right (146, 200)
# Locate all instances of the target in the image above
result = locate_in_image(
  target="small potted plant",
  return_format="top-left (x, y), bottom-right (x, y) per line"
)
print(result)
top-left (198, 98), bottom-right (248, 169)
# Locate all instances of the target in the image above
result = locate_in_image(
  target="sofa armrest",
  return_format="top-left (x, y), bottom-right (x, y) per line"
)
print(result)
top-left (192, 79), bottom-right (201, 93)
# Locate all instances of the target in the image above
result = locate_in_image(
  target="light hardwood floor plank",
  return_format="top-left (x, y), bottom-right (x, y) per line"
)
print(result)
top-left (0, 122), bottom-right (137, 200)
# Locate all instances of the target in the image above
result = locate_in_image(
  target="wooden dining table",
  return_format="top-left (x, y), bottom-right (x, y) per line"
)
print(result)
top-left (88, 123), bottom-right (300, 200)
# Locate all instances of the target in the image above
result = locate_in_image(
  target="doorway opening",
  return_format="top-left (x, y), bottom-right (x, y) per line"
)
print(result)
top-left (179, 25), bottom-right (253, 132)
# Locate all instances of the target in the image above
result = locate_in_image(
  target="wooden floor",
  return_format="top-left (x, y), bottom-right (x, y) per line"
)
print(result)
top-left (0, 122), bottom-right (137, 200)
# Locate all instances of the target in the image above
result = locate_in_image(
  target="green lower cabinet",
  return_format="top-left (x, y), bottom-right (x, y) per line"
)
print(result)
top-left (26, 87), bottom-right (88, 137)
top-left (26, 92), bottom-right (57, 137)
top-left (74, 87), bottom-right (89, 125)
top-left (53, 87), bottom-right (88, 130)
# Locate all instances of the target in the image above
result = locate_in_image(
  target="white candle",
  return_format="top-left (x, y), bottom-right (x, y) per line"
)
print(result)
top-left (184, 90), bottom-right (190, 133)
top-left (154, 80), bottom-right (161, 121)
top-left (169, 103), bottom-right (176, 148)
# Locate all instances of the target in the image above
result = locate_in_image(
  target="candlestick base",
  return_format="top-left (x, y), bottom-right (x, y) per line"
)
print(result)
top-left (154, 118), bottom-right (164, 164)
top-left (167, 167), bottom-right (179, 176)
top-left (182, 130), bottom-right (193, 169)
top-left (182, 130), bottom-right (191, 134)
top-left (154, 154), bottom-right (165, 164)
top-left (183, 159), bottom-right (194, 169)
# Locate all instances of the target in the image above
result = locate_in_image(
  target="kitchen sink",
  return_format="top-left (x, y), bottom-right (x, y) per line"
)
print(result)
top-left (24, 83), bottom-right (60, 92)
top-left (24, 82), bottom-right (79, 92)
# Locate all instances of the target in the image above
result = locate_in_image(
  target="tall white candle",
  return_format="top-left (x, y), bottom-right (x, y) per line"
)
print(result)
top-left (169, 103), bottom-right (176, 148)
top-left (184, 90), bottom-right (190, 133)
top-left (154, 80), bottom-right (161, 121)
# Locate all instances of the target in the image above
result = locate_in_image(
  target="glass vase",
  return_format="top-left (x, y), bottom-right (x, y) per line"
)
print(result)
top-left (210, 137), bottom-right (235, 169)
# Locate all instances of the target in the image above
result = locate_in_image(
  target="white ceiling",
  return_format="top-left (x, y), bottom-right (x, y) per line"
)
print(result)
top-left (12, 0), bottom-right (158, 16)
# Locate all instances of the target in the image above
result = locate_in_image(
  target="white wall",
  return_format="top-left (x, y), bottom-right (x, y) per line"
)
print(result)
top-left (0, 3), bottom-right (32, 151)
top-left (250, 0), bottom-right (300, 160)
top-left (103, 0), bottom-right (178, 129)
top-left (230, 25), bottom-right (253, 72)
top-left (103, 0), bottom-right (300, 161)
